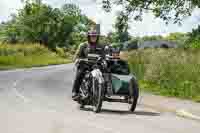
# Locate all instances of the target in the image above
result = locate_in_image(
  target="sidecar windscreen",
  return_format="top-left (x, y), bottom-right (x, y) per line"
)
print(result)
top-left (109, 60), bottom-right (130, 75)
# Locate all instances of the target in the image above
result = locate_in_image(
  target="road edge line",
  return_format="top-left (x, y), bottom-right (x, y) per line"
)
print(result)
top-left (175, 109), bottom-right (200, 121)
top-left (142, 103), bottom-right (200, 122)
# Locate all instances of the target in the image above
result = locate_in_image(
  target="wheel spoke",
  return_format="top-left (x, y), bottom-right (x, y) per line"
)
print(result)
top-left (92, 78), bottom-right (103, 113)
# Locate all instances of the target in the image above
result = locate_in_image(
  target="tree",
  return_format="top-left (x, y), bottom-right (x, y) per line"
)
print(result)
top-left (61, 4), bottom-right (96, 48)
top-left (185, 25), bottom-right (200, 48)
top-left (61, 4), bottom-right (81, 18)
top-left (99, 35), bottom-right (110, 45)
top-left (189, 25), bottom-right (200, 40)
top-left (107, 32), bottom-right (118, 43)
top-left (102, 0), bottom-right (200, 36)
top-left (114, 11), bottom-right (130, 43)
top-left (102, 0), bottom-right (200, 25)
top-left (141, 35), bottom-right (163, 41)
top-left (0, 14), bottom-right (20, 44)
top-left (1, 0), bottom-right (93, 50)
top-left (165, 32), bottom-right (189, 46)
top-left (165, 32), bottom-right (187, 41)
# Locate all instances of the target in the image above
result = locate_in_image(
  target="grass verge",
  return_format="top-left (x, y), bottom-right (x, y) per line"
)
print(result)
top-left (124, 48), bottom-right (200, 102)
top-left (0, 43), bottom-right (72, 70)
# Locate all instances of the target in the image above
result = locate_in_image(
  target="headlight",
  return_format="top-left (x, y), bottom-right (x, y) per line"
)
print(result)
top-left (102, 60), bottom-right (107, 68)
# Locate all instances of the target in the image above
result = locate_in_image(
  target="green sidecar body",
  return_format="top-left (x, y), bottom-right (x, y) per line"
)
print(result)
top-left (108, 58), bottom-right (137, 95)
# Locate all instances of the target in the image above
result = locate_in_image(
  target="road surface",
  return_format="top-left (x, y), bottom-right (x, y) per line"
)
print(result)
top-left (0, 64), bottom-right (199, 133)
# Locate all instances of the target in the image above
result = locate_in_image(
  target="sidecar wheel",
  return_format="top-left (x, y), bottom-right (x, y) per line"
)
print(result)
top-left (128, 78), bottom-right (139, 112)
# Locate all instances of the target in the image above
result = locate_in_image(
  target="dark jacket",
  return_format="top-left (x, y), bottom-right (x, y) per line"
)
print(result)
top-left (73, 42), bottom-right (105, 61)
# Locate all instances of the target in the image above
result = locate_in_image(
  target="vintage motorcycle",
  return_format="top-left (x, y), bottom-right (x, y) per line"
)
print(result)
top-left (74, 49), bottom-right (139, 113)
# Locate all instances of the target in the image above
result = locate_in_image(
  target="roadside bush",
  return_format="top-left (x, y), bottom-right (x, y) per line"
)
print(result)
top-left (0, 43), bottom-right (70, 69)
top-left (55, 47), bottom-right (66, 58)
top-left (55, 46), bottom-right (73, 59)
top-left (185, 40), bottom-right (200, 48)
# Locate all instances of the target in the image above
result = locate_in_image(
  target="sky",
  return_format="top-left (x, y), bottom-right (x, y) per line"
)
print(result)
top-left (0, 0), bottom-right (200, 36)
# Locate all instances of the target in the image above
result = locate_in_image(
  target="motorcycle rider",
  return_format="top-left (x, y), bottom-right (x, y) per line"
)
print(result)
top-left (72, 27), bottom-right (105, 100)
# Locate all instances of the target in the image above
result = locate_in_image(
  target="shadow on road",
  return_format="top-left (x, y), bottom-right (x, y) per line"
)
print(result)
top-left (80, 107), bottom-right (160, 116)
top-left (134, 111), bottom-right (160, 116)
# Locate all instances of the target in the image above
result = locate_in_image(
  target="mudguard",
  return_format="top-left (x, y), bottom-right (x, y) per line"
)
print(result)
top-left (111, 73), bottom-right (137, 95)
top-left (91, 69), bottom-right (104, 84)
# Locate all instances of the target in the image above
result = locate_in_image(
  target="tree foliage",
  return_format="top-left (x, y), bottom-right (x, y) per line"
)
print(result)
top-left (107, 32), bottom-right (119, 43)
top-left (0, 0), bottom-right (94, 50)
top-left (102, 0), bottom-right (200, 24)
top-left (165, 32), bottom-right (189, 46)
top-left (185, 25), bottom-right (200, 48)
top-left (114, 11), bottom-right (130, 42)
top-left (102, 0), bottom-right (200, 39)
top-left (141, 35), bottom-right (163, 41)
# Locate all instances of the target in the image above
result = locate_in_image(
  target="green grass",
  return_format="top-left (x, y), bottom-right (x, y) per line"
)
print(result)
top-left (0, 43), bottom-right (72, 70)
top-left (126, 48), bottom-right (200, 102)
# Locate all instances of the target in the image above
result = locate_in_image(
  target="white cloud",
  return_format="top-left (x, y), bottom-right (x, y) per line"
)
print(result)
top-left (0, 0), bottom-right (199, 36)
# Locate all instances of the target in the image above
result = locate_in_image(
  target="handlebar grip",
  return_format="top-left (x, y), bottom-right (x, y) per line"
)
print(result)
top-left (78, 58), bottom-right (88, 62)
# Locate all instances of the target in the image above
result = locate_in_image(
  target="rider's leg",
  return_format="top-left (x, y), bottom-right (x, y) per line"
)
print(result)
top-left (72, 68), bottom-right (85, 99)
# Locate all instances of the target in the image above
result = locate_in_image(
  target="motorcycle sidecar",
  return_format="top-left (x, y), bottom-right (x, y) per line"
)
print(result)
top-left (104, 58), bottom-right (139, 112)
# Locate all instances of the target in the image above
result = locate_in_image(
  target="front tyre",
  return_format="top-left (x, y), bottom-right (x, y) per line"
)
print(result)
top-left (92, 78), bottom-right (104, 113)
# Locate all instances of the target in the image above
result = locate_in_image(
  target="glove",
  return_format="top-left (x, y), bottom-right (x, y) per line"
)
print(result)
top-left (74, 59), bottom-right (80, 67)
top-left (73, 59), bottom-right (79, 72)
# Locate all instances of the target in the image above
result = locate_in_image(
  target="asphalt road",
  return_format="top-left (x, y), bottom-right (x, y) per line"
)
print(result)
top-left (0, 64), bottom-right (199, 133)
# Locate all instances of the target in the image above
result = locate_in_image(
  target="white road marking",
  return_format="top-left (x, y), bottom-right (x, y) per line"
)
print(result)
top-left (13, 79), bottom-right (30, 103)
top-left (176, 109), bottom-right (200, 121)
top-left (13, 81), bottom-right (17, 86)
top-left (13, 86), bottom-right (30, 103)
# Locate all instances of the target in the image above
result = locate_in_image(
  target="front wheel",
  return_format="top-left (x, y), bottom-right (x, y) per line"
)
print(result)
top-left (92, 78), bottom-right (104, 113)
top-left (128, 78), bottom-right (139, 112)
